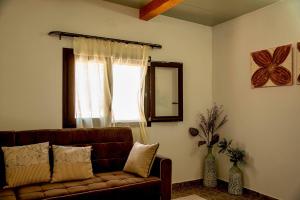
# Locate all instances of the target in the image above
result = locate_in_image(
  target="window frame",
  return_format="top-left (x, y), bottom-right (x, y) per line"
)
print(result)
top-left (150, 61), bottom-right (183, 122)
top-left (62, 48), bottom-right (76, 128)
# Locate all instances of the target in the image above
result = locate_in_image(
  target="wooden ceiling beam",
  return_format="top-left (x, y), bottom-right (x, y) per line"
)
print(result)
top-left (139, 0), bottom-right (184, 21)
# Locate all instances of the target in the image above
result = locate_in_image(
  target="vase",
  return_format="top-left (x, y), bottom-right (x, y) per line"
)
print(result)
top-left (228, 163), bottom-right (243, 195)
top-left (203, 146), bottom-right (217, 187)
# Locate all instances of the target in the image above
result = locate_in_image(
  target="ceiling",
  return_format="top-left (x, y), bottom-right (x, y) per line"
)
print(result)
top-left (104, 0), bottom-right (279, 26)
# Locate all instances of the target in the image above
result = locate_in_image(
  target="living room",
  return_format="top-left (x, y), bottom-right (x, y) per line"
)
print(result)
top-left (0, 0), bottom-right (299, 200)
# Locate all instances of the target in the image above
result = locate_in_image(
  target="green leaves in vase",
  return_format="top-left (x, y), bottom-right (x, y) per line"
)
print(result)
top-left (218, 138), bottom-right (246, 165)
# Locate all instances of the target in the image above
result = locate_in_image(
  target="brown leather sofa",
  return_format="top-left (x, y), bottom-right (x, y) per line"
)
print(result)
top-left (0, 127), bottom-right (172, 200)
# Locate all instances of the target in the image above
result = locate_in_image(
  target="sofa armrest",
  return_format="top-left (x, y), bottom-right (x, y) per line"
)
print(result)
top-left (150, 155), bottom-right (172, 200)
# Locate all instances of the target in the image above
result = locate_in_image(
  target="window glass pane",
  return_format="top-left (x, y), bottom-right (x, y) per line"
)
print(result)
top-left (75, 59), bottom-right (104, 118)
top-left (112, 64), bottom-right (142, 122)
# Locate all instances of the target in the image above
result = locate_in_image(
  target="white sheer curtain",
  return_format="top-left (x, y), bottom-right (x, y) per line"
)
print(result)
top-left (111, 42), bottom-right (150, 143)
top-left (73, 37), bottom-right (150, 143)
top-left (73, 38), bottom-right (112, 128)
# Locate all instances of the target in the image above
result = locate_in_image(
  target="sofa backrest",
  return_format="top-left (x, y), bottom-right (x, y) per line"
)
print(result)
top-left (0, 127), bottom-right (133, 187)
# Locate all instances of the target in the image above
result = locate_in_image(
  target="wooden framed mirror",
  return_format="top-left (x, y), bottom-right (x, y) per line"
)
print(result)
top-left (150, 61), bottom-right (183, 122)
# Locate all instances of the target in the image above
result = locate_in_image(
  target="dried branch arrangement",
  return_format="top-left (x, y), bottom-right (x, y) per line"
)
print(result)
top-left (189, 104), bottom-right (228, 148)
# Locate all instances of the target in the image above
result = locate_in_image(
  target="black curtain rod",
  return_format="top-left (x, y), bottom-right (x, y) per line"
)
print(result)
top-left (48, 31), bottom-right (162, 49)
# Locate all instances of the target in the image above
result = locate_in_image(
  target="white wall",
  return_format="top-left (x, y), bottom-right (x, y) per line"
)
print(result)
top-left (2, 0), bottom-right (299, 198)
top-left (0, 0), bottom-right (212, 184)
top-left (213, 0), bottom-right (300, 199)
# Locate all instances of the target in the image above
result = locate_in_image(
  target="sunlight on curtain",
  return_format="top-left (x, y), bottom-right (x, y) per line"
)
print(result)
top-left (73, 37), bottom-right (150, 143)
top-left (111, 42), bottom-right (150, 143)
top-left (74, 38), bottom-right (112, 128)
top-left (75, 59), bottom-right (103, 125)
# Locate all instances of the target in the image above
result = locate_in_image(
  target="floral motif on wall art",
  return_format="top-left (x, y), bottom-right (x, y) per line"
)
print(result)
top-left (297, 43), bottom-right (300, 84)
top-left (250, 44), bottom-right (292, 88)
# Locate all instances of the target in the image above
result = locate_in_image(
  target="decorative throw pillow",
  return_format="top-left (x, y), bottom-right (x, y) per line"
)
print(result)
top-left (2, 142), bottom-right (51, 188)
top-left (123, 142), bottom-right (159, 178)
top-left (51, 145), bottom-right (93, 183)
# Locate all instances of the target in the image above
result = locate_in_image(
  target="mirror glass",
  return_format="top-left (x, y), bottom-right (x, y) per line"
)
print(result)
top-left (155, 67), bottom-right (178, 116)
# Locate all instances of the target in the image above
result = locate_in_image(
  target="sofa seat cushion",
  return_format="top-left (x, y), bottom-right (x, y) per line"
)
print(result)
top-left (16, 171), bottom-right (160, 200)
top-left (0, 189), bottom-right (16, 200)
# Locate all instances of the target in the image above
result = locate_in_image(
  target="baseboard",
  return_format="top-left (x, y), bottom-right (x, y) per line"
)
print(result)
top-left (172, 179), bottom-right (278, 200)
top-left (172, 179), bottom-right (203, 190)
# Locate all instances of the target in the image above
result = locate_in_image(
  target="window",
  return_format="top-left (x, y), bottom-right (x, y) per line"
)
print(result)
top-left (63, 48), bottom-right (150, 128)
top-left (63, 48), bottom-right (182, 128)
top-left (112, 64), bottom-right (143, 122)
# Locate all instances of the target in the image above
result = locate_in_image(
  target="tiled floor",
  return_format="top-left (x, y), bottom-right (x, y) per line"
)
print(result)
top-left (172, 183), bottom-right (276, 200)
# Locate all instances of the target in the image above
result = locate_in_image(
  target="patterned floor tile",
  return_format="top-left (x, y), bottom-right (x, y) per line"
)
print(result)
top-left (172, 184), bottom-right (275, 200)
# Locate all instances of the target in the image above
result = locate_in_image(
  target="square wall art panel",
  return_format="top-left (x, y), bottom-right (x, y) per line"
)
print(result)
top-left (250, 44), bottom-right (292, 88)
top-left (297, 42), bottom-right (300, 84)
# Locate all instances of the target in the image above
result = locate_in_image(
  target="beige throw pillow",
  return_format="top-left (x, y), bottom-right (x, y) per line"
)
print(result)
top-left (2, 142), bottom-right (51, 188)
top-left (123, 142), bottom-right (159, 178)
top-left (51, 145), bottom-right (93, 183)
